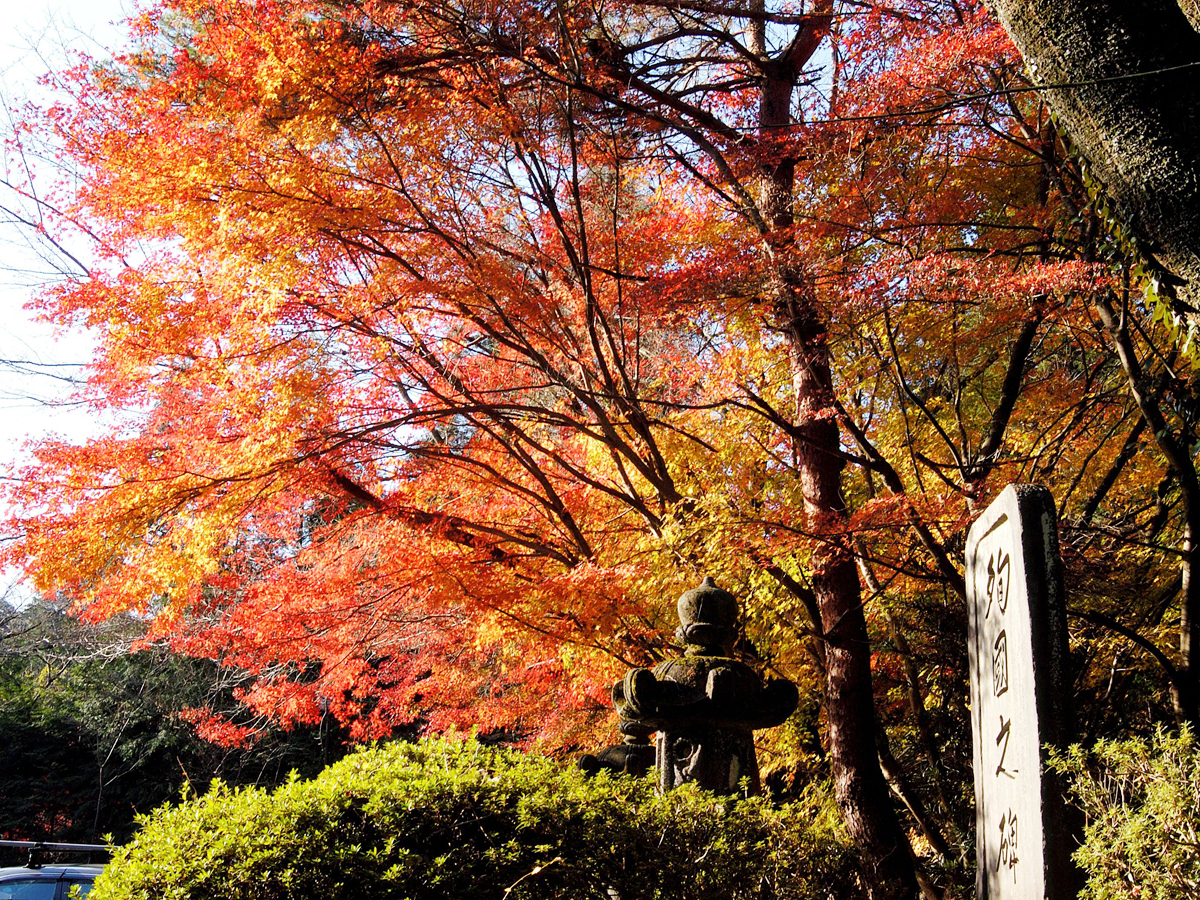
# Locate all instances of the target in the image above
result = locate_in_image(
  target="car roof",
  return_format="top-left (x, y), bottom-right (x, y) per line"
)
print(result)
top-left (0, 865), bottom-right (104, 879)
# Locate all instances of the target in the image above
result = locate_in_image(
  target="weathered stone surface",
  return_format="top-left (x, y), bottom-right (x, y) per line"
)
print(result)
top-left (589, 577), bottom-right (798, 795)
top-left (577, 721), bottom-right (656, 778)
top-left (966, 485), bottom-right (1081, 900)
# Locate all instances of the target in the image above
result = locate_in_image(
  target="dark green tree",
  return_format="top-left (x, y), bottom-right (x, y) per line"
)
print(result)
top-left (0, 597), bottom-right (350, 847)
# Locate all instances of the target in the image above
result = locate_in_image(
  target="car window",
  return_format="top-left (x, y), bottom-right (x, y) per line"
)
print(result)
top-left (0, 879), bottom-right (57, 900)
top-left (63, 881), bottom-right (93, 900)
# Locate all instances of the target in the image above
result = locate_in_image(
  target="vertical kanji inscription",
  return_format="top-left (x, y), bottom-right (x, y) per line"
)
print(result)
top-left (966, 485), bottom-right (1080, 900)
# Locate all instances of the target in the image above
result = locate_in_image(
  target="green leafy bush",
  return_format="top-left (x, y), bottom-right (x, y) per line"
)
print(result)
top-left (92, 736), bottom-right (860, 900)
top-left (1054, 726), bottom-right (1200, 900)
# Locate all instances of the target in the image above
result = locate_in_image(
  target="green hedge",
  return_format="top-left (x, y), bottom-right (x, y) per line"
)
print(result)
top-left (93, 736), bottom-right (861, 900)
top-left (1054, 726), bottom-right (1200, 900)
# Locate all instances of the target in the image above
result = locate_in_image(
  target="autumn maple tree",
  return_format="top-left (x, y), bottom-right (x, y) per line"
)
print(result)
top-left (6, 0), bottom-right (1200, 897)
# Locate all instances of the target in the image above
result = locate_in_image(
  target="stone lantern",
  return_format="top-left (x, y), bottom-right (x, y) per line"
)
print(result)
top-left (587, 577), bottom-right (798, 796)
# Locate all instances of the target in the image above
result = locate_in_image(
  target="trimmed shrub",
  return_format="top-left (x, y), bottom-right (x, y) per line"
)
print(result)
top-left (92, 736), bottom-right (860, 900)
top-left (1054, 726), bottom-right (1200, 900)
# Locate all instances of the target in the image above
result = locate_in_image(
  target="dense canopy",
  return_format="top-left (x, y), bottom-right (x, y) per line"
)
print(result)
top-left (5, 1), bottom-right (1200, 897)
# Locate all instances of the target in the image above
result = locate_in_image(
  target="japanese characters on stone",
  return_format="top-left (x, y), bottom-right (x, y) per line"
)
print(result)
top-left (966, 485), bottom-right (1080, 900)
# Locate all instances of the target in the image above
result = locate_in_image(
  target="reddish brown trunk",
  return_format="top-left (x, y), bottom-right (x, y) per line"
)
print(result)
top-left (753, 17), bottom-right (917, 894)
top-left (775, 273), bottom-right (918, 900)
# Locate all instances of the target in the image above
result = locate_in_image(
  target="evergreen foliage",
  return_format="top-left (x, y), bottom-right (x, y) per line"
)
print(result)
top-left (0, 598), bottom-right (349, 846)
top-left (1055, 727), bottom-right (1200, 900)
top-left (92, 736), bottom-right (860, 900)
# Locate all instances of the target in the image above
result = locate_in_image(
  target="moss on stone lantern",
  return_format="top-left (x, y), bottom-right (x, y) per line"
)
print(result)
top-left (602, 577), bottom-right (799, 796)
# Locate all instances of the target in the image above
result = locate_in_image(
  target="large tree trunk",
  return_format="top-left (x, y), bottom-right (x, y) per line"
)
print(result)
top-left (986, 0), bottom-right (1200, 316)
top-left (755, 13), bottom-right (918, 893)
top-left (772, 269), bottom-right (918, 900)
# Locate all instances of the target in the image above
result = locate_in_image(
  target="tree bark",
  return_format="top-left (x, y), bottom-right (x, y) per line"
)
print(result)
top-left (986, 0), bottom-right (1200, 317)
top-left (754, 11), bottom-right (917, 894)
top-left (772, 270), bottom-right (918, 900)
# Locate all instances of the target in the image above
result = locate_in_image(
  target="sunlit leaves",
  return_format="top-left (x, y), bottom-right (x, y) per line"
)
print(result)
top-left (1, 0), bottom-right (1185, 763)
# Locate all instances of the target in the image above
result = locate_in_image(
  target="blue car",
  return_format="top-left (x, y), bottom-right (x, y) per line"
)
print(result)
top-left (0, 864), bottom-right (103, 900)
top-left (0, 843), bottom-right (108, 900)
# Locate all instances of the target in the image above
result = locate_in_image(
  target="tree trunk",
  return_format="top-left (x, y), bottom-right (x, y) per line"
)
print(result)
top-left (986, 0), bottom-right (1200, 316)
top-left (773, 269), bottom-right (918, 900)
top-left (1094, 290), bottom-right (1200, 722)
top-left (753, 11), bottom-right (918, 890)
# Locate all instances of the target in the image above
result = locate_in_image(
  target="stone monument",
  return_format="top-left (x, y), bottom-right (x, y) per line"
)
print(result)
top-left (585, 577), bottom-right (798, 796)
top-left (966, 485), bottom-right (1082, 900)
